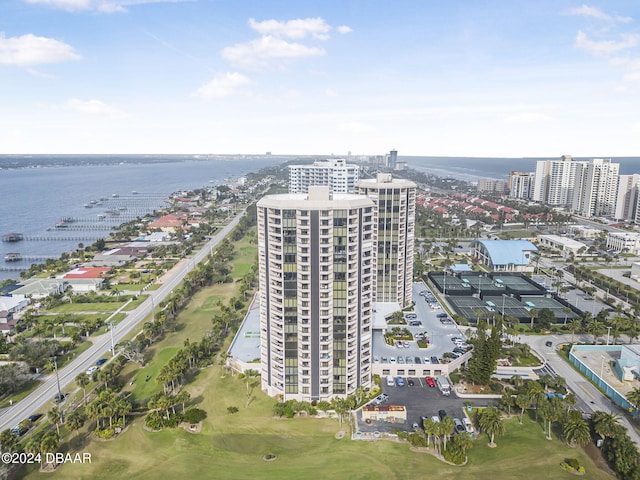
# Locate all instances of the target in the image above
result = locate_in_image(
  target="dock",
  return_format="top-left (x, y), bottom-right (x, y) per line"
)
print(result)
top-left (2, 233), bottom-right (24, 242)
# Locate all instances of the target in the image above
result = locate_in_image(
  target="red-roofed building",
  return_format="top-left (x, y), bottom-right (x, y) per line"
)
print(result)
top-left (148, 214), bottom-right (186, 233)
top-left (63, 267), bottom-right (110, 279)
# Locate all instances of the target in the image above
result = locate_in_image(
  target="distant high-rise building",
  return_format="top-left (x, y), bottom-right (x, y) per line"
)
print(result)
top-left (477, 178), bottom-right (508, 194)
top-left (615, 174), bottom-right (640, 222)
top-left (572, 159), bottom-right (619, 217)
top-left (387, 150), bottom-right (398, 169)
top-left (508, 171), bottom-right (535, 200)
top-left (357, 173), bottom-right (416, 307)
top-left (532, 155), bottom-right (577, 207)
top-left (288, 158), bottom-right (360, 194)
top-left (257, 187), bottom-right (376, 402)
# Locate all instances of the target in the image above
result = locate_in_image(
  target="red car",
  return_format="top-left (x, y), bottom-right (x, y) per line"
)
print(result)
top-left (425, 376), bottom-right (436, 387)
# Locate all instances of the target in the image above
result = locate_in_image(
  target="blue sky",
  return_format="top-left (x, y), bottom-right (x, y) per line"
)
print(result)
top-left (1, 1), bottom-right (639, 156)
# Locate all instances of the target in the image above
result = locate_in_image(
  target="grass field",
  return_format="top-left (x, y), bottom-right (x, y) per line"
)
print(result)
top-left (15, 234), bottom-right (617, 480)
top-left (19, 360), bottom-right (615, 480)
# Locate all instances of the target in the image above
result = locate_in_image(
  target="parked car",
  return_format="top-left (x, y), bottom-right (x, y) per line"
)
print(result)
top-left (463, 417), bottom-right (475, 433)
top-left (389, 356), bottom-right (396, 364)
top-left (438, 409), bottom-right (447, 420)
top-left (405, 356), bottom-right (413, 364)
top-left (407, 378), bottom-right (415, 387)
top-left (373, 393), bottom-right (389, 405)
top-left (86, 366), bottom-right (99, 375)
top-left (373, 356), bottom-right (380, 363)
top-left (430, 356), bottom-right (439, 364)
top-left (545, 341), bottom-right (553, 347)
top-left (381, 356), bottom-right (388, 363)
top-left (96, 358), bottom-right (107, 366)
top-left (437, 313), bottom-right (448, 318)
top-left (454, 418), bottom-right (466, 434)
top-left (431, 415), bottom-right (440, 424)
top-left (397, 356), bottom-right (405, 364)
top-left (405, 313), bottom-right (417, 319)
top-left (412, 422), bottom-right (420, 431)
top-left (27, 413), bottom-right (43, 423)
top-left (403, 341), bottom-right (410, 348)
top-left (425, 376), bottom-right (436, 387)
top-left (53, 393), bottom-right (67, 403)
top-left (414, 356), bottom-right (422, 364)
top-left (396, 376), bottom-right (406, 387)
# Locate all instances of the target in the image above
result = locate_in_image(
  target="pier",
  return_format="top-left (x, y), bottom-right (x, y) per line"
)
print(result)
top-left (22, 235), bottom-right (102, 242)
top-left (2, 233), bottom-right (24, 242)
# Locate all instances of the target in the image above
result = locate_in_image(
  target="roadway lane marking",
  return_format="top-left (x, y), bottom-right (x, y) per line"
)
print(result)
top-left (579, 383), bottom-right (595, 399)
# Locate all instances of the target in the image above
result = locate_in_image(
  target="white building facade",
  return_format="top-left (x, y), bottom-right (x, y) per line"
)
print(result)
top-left (257, 187), bottom-right (376, 401)
top-left (533, 155), bottom-right (578, 207)
top-left (357, 174), bottom-right (416, 307)
top-left (607, 232), bottom-right (640, 255)
top-left (572, 159), bottom-right (619, 217)
top-left (288, 159), bottom-right (360, 194)
top-left (615, 174), bottom-right (640, 222)
top-left (508, 171), bottom-right (535, 200)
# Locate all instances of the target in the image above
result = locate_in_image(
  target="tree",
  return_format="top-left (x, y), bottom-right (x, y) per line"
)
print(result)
top-left (66, 410), bottom-right (86, 445)
top-left (40, 432), bottom-right (60, 466)
top-left (591, 411), bottom-right (623, 440)
top-left (478, 407), bottom-right (505, 447)
top-left (626, 387), bottom-right (640, 412)
top-left (48, 406), bottom-right (62, 436)
top-left (515, 394), bottom-right (530, 424)
top-left (568, 319), bottom-right (581, 344)
top-left (76, 372), bottom-right (90, 406)
top-left (501, 392), bottom-right (515, 416)
top-left (438, 416), bottom-right (455, 452)
top-left (564, 417), bottom-right (590, 447)
top-left (243, 369), bottom-right (260, 408)
top-left (529, 309), bottom-right (539, 329)
top-left (423, 417), bottom-right (439, 448)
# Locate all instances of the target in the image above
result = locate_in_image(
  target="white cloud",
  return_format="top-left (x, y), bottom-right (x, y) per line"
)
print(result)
top-left (66, 99), bottom-right (127, 119)
top-left (575, 30), bottom-right (639, 57)
top-left (337, 25), bottom-right (353, 35)
top-left (23, 0), bottom-right (190, 13)
top-left (567, 5), bottom-right (632, 23)
top-left (248, 17), bottom-right (332, 40)
top-left (221, 36), bottom-right (325, 68)
top-left (504, 112), bottom-right (554, 124)
top-left (623, 72), bottom-right (640, 83)
top-left (193, 72), bottom-right (250, 99)
top-left (337, 121), bottom-right (375, 134)
top-left (0, 33), bottom-right (81, 66)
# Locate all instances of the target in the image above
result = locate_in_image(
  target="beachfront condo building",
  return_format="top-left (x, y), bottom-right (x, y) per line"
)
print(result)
top-left (532, 155), bottom-right (578, 207)
top-left (288, 158), bottom-right (360, 194)
top-left (357, 173), bottom-right (416, 307)
top-left (571, 158), bottom-right (619, 218)
top-left (257, 187), bottom-right (376, 401)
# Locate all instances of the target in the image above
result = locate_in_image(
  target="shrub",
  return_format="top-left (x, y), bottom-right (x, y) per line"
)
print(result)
top-left (567, 458), bottom-right (580, 470)
top-left (408, 433), bottom-right (426, 447)
top-left (316, 401), bottom-right (331, 411)
top-left (227, 406), bottom-right (239, 414)
top-left (183, 408), bottom-right (207, 424)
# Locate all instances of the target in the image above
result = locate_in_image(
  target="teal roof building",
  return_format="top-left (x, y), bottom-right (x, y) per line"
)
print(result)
top-left (470, 239), bottom-right (537, 272)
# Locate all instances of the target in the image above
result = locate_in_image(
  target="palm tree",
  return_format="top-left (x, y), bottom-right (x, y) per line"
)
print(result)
top-left (478, 407), bottom-right (505, 447)
top-left (564, 418), bottom-right (590, 447)
top-left (526, 381), bottom-right (546, 422)
top-left (515, 394), bottom-right (530, 424)
top-left (529, 309), bottom-right (539, 329)
top-left (66, 410), bottom-right (85, 445)
top-left (439, 416), bottom-right (455, 452)
top-left (40, 432), bottom-right (60, 466)
top-left (568, 319), bottom-right (581, 344)
top-left (501, 392), bottom-right (515, 416)
top-left (626, 387), bottom-right (640, 412)
top-left (423, 418), bottom-right (439, 448)
top-left (591, 411), bottom-right (622, 440)
top-left (48, 406), bottom-right (62, 436)
top-left (76, 372), bottom-right (90, 405)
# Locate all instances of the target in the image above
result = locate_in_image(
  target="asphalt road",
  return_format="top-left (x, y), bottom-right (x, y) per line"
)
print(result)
top-left (0, 211), bottom-right (245, 432)
top-left (522, 333), bottom-right (640, 446)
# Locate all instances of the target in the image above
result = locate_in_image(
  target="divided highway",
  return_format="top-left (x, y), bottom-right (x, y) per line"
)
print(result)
top-left (0, 212), bottom-right (244, 432)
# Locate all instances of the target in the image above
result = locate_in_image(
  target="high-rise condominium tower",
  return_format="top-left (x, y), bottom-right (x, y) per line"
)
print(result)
top-left (257, 187), bottom-right (376, 401)
top-left (572, 158), bottom-right (619, 217)
top-left (532, 155), bottom-right (577, 207)
top-left (357, 173), bottom-right (416, 307)
top-left (288, 158), bottom-right (360, 194)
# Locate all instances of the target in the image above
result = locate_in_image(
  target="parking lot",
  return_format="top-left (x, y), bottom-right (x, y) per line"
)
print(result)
top-left (356, 376), bottom-right (492, 434)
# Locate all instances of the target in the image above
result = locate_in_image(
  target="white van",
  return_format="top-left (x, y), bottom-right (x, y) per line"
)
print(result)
top-left (386, 375), bottom-right (395, 387)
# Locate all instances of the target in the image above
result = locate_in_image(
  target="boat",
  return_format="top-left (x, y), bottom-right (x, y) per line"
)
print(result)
top-left (84, 203), bottom-right (93, 208)
top-left (89, 199), bottom-right (97, 204)
top-left (4, 253), bottom-right (22, 262)
top-left (119, 206), bottom-right (127, 211)
top-left (97, 214), bottom-right (106, 220)
top-left (112, 193), bottom-right (119, 197)
top-left (132, 190), bottom-right (139, 194)
top-left (55, 222), bottom-right (68, 228)
top-left (100, 197), bottom-right (108, 201)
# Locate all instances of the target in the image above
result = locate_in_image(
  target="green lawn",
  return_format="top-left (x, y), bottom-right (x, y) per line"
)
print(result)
top-left (47, 302), bottom-right (128, 313)
top-left (14, 233), bottom-right (616, 480)
top-left (19, 362), bottom-right (615, 480)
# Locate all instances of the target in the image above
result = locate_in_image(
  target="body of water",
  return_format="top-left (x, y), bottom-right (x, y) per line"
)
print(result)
top-left (404, 156), bottom-right (640, 181)
top-left (0, 155), bottom-right (284, 281)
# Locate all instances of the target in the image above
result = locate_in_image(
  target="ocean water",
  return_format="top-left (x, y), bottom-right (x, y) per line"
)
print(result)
top-left (404, 156), bottom-right (640, 181)
top-left (0, 155), bottom-right (284, 281)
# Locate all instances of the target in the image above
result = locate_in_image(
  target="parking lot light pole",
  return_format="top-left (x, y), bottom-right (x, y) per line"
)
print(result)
top-left (501, 294), bottom-right (507, 319)
top-left (606, 326), bottom-right (612, 345)
top-left (109, 321), bottom-right (116, 356)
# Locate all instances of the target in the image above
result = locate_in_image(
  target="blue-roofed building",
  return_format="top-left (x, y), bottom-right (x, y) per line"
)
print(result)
top-left (470, 239), bottom-right (537, 273)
